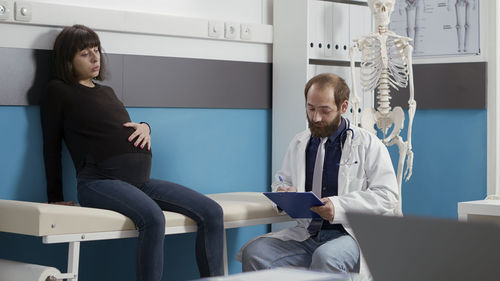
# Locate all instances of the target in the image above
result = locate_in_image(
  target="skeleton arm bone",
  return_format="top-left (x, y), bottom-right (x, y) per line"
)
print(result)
top-left (386, 135), bottom-right (407, 216)
top-left (405, 43), bottom-right (416, 181)
top-left (349, 43), bottom-right (361, 126)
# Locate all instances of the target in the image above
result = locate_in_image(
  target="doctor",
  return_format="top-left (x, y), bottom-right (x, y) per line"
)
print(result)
top-left (240, 73), bottom-right (398, 275)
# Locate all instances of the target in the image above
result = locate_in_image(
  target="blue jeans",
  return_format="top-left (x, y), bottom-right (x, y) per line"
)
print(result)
top-left (77, 178), bottom-right (224, 281)
top-left (241, 229), bottom-right (359, 273)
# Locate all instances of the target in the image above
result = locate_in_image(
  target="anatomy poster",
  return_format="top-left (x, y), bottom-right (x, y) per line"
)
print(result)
top-left (389, 0), bottom-right (480, 57)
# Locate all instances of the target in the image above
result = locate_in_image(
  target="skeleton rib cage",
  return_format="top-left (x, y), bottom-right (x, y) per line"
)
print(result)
top-left (359, 34), bottom-right (410, 115)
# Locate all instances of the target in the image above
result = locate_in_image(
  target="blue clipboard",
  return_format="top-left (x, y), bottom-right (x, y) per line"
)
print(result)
top-left (263, 192), bottom-right (324, 218)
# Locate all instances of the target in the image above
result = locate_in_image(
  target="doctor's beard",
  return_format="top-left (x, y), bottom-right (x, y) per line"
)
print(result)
top-left (308, 112), bottom-right (342, 138)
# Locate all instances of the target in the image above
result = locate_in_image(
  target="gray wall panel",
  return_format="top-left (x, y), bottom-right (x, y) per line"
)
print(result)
top-left (393, 62), bottom-right (486, 109)
top-left (101, 54), bottom-right (124, 101)
top-left (122, 55), bottom-right (272, 108)
top-left (0, 48), bottom-right (51, 105)
top-left (0, 47), bottom-right (271, 109)
top-left (4, 47), bottom-right (482, 110)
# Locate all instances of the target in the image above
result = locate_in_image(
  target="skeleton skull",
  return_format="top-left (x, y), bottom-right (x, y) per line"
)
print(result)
top-left (367, 0), bottom-right (395, 28)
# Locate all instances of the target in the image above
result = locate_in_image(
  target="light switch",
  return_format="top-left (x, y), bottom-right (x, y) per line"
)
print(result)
top-left (224, 22), bottom-right (239, 40)
top-left (14, 1), bottom-right (31, 22)
top-left (240, 24), bottom-right (252, 40)
top-left (0, 0), bottom-right (12, 21)
top-left (208, 21), bottom-right (223, 38)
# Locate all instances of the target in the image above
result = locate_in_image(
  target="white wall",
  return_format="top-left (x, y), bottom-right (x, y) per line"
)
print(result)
top-left (0, 0), bottom-right (273, 62)
top-left (22, 0), bottom-right (268, 24)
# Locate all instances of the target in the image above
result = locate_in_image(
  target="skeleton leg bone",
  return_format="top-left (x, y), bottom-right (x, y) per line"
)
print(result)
top-left (455, 0), bottom-right (466, 52)
top-left (463, 0), bottom-right (474, 52)
top-left (405, 0), bottom-right (417, 45)
top-left (414, 0), bottom-right (424, 52)
top-left (367, 107), bottom-right (408, 216)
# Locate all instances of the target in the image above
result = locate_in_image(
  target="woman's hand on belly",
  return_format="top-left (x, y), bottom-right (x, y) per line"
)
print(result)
top-left (123, 122), bottom-right (151, 150)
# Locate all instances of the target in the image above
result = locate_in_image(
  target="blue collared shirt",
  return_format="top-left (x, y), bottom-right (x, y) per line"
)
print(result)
top-left (305, 118), bottom-right (347, 196)
top-left (305, 118), bottom-right (347, 231)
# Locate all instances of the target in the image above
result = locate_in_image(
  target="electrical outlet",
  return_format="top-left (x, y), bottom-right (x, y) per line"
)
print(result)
top-left (0, 0), bottom-right (12, 21)
top-left (208, 21), bottom-right (223, 38)
top-left (14, 1), bottom-right (31, 22)
top-left (224, 22), bottom-right (239, 40)
top-left (240, 24), bottom-right (252, 40)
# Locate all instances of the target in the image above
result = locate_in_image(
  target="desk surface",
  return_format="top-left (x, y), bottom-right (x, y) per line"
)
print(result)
top-left (457, 200), bottom-right (500, 220)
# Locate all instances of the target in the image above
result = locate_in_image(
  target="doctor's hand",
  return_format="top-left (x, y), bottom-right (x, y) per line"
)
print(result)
top-left (311, 198), bottom-right (335, 221)
top-left (276, 186), bottom-right (297, 192)
top-left (124, 122), bottom-right (151, 151)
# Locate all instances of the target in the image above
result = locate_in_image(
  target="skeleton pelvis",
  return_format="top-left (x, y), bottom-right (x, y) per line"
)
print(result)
top-left (360, 106), bottom-right (405, 144)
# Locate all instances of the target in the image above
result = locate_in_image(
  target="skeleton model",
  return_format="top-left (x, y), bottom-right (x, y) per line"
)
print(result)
top-left (349, 0), bottom-right (416, 215)
top-left (449, 0), bottom-right (476, 52)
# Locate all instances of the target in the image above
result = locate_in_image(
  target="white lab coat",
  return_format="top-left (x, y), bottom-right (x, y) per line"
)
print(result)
top-left (238, 124), bottom-right (398, 280)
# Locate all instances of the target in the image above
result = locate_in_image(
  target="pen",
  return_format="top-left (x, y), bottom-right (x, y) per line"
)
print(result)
top-left (278, 176), bottom-right (288, 192)
top-left (276, 176), bottom-right (286, 210)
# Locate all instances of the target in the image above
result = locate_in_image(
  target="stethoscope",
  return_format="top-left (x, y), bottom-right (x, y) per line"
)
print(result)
top-left (340, 118), bottom-right (355, 141)
top-left (337, 118), bottom-right (358, 166)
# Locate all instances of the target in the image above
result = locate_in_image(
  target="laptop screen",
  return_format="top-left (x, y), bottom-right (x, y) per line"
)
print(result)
top-left (346, 212), bottom-right (500, 281)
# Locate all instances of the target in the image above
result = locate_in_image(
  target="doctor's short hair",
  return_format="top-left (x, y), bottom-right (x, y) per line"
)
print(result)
top-left (304, 73), bottom-right (350, 109)
top-left (52, 24), bottom-right (106, 84)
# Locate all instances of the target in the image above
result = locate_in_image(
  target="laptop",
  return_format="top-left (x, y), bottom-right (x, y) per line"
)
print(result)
top-left (346, 212), bottom-right (500, 281)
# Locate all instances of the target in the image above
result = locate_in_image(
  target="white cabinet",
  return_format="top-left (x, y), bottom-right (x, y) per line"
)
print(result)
top-left (272, 0), bottom-right (372, 175)
top-left (307, 1), bottom-right (371, 61)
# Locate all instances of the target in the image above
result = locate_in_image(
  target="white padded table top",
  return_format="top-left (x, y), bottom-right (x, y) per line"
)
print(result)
top-left (0, 192), bottom-right (288, 237)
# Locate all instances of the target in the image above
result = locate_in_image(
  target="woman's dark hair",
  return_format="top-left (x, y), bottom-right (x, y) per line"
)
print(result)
top-left (52, 24), bottom-right (106, 83)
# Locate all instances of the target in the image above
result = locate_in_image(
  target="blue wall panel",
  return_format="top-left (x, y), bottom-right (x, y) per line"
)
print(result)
top-left (385, 109), bottom-right (487, 218)
top-left (0, 106), bottom-right (489, 279)
top-left (0, 106), bottom-right (271, 280)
